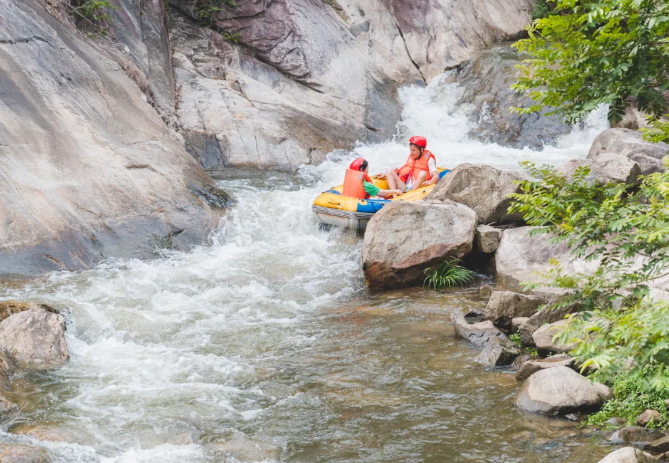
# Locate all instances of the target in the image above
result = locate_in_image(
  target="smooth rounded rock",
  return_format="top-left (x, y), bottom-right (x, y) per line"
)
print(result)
top-left (609, 426), bottom-right (665, 445)
top-left (596, 447), bottom-right (656, 463)
top-left (362, 200), bottom-right (477, 289)
top-left (637, 409), bottom-right (661, 427)
top-left (515, 354), bottom-right (574, 382)
top-left (516, 366), bottom-right (611, 415)
top-left (532, 319), bottom-right (577, 355)
top-left (588, 128), bottom-right (669, 175)
top-left (453, 316), bottom-right (503, 346)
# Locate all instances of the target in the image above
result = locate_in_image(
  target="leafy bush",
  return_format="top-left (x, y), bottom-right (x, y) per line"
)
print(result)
top-left (189, 0), bottom-right (236, 27)
top-left (586, 372), bottom-right (669, 428)
top-left (423, 258), bottom-right (477, 290)
top-left (67, 0), bottom-right (117, 29)
top-left (642, 115), bottom-right (669, 144)
top-left (531, 0), bottom-right (553, 20)
top-left (512, 0), bottom-right (669, 124)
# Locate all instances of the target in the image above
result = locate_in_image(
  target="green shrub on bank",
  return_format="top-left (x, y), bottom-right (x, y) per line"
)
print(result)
top-left (586, 372), bottom-right (669, 429)
top-left (509, 160), bottom-right (669, 398)
top-left (423, 258), bottom-right (477, 290)
top-left (531, 0), bottom-right (553, 20)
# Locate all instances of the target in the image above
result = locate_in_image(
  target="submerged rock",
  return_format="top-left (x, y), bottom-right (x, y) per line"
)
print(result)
top-left (609, 427), bottom-right (665, 445)
top-left (556, 154), bottom-right (642, 186)
top-left (453, 316), bottom-right (503, 346)
top-left (475, 225), bottom-right (502, 254)
top-left (11, 424), bottom-right (94, 445)
top-left (482, 291), bottom-right (546, 329)
top-left (515, 355), bottom-right (574, 382)
top-left (0, 308), bottom-right (69, 368)
top-left (209, 432), bottom-right (281, 461)
top-left (596, 447), bottom-right (657, 463)
top-left (428, 164), bottom-right (524, 224)
top-left (588, 128), bottom-right (669, 175)
top-left (0, 445), bottom-right (50, 463)
top-left (516, 366), bottom-right (610, 415)
top-left (362, 200), bottom-right (477, 289)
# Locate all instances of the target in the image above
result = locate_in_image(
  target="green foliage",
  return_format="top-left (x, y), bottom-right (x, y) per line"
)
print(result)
top-left (512, 0), bottom-right (669, 124)
top-left (190, 0), bottom-right (237, 27)
top-left (642, 115), bottom-right (669, 144)
top-left (509, 333), bottom-right (522, 347)
top-left (220, 31), bottom-right (241, 43)
top-left (509, 159), bottom-right (669, 395)
top-left (423, 259), bottom-right (477, 290)
top-left (586, 372), bottom-right (669, 428)
top-left (532, 0), bottom-right (553, 20)
top-left (67, 0), bottom-right (117, 28)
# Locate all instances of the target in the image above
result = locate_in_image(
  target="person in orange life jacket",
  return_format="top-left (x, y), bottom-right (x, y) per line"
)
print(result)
top-left (378, 136), bottom-right (438, 192)
top-left (346, 158), bottom-right (402, 199)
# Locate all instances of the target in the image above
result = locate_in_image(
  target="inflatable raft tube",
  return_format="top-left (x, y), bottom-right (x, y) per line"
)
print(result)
top-left (312, 168), bottom-right (450, 231)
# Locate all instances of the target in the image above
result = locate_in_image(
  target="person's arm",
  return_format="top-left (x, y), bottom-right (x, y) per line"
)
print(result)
top-left (426, 158), bottom-right (439, 185)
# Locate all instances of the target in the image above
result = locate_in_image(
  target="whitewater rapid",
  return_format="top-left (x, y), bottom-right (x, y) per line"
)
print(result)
top-left (0, 74), bottom-right (609, 463)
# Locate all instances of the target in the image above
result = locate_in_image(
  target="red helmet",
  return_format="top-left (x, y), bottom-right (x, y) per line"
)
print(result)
top-left (409, 136), bottom-right (427, 148)
top-left (349, 158), bottom-right (366, 171)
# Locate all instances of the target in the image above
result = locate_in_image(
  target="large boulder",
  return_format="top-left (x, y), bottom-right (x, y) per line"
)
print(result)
top-left (518, 304), bottom-right (579, 346)
top-left (428, 164), bottom-right (525, 225)
top-left (0, 300), bottom-right (56, 323)
top-left (556, 154), bottom-right (642, 186)
top-left (482, 291), bottom-right (546, 329)
top-left (596, 447), bottom-right (657, 463)
top-left (494, 227), bottom-right (598, 296)
top-left (362, 200), bottom-right (477, 289)
top-left (0, 0), bottom-right (225, 276)
top-left (168, 2), bottom-right (400, 169)
top-left (336, 0), bottom-right (533, 82)
top-left (515, 354), bottom-right (574, 382)
top-left (0, 308), bottom-right (69, 368)
top-left (588, 128), bottom-right (669, 175)
top-left (516, 366), bottom-right (611, 415)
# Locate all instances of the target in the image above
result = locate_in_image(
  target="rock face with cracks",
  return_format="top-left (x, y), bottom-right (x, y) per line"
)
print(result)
top-left (0, 0), bottom-right (225, 276)
top-left (0, 308), bottom-right (69, 368)
top-left (362, 200), bottom-right (477, 289)
top-left (428, 164), bottom-right (525, 224)
top-left (516, 366), bottom-right (611, 415)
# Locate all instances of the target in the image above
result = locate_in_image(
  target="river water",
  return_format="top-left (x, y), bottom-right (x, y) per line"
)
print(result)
top-left (0, 75), bottom-right (613, 462)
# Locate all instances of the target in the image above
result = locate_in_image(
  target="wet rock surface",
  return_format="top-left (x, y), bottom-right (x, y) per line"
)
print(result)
top-left (0, 308), bottom-right (69, 368)
top-left (428, 164), bottom-right (524, 225)
top-left (588, 128), bottom-right (669, 175)
top-left (10, 423), bottom-right (94, 445)
top-left (516, 366), bottom-right (611, 415)
top-left (475, 336), bottom-right (521, 367)
top-left (362, 200), bottom-right (477, 289)
top-left (453, 316), bottom-right (504, 346)
top-left (0, 445), bottom-right (50, 463)
top-left (482, 291), bottom-right (546, 329)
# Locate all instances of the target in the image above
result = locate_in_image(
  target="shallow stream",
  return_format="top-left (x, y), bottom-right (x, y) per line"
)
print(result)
top-left (0, 74), bottom-right (613, 462)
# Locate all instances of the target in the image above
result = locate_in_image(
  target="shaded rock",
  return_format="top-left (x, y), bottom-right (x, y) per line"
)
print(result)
top-left (512, 354), bottom-right (533, 370)
top-left (597, 447), bottom-right (657, 463)
top-left (516, 366), bottom-right (611, 415)
top-left (532, 320), bottom-right (577, 356)
top-left (482, 291), bottom-right (546, 329)
top-left (648, 435), bottom-right (669, 454)
top-left (588, 128), bottom-right (669, 175)
top-left (10, 424), bottom-right (94, 445)
top-left (0, 445), bottom-right (50, 463)
top-left (512, 317), bottom-right (530, 334)
top-left (428, 164), bottom-right (524, 224)
top-left (0, 308), bottom-right (69, 368)
top-left (453, 45), bottom-right (571, 149)
top-left (609, 427), bottom-right (665, 445)
top-left (515, 354), bottom-right (575, 382)
top-left (556, 154), bottom-right (642, 186)
top-left (453, 316), bottom-right (503, 346)
top-left (637, 409), bottom-right (662, 427)
top-left (362, 200), bottom-right (477, 289)
top-left (475, 336), bottom-right (521, 367)
top-left (518, 303), bottom-right (579, 346)
top-left (475, 225), bottom-right (502, 254)
top-left (0, 0), bottom-right (224, 276)
top-left (0, 350), bottom-right (14, 381)
top-left (495, 227), bottom-right (599, 296)
top-left (0, 386), bottom-right (16, 413)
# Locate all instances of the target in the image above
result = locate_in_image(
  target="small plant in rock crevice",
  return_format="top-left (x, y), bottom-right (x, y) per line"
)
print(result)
top-left (423, 258), bottom-right (478, 290)
top-left (66, 0), bottom-right (117, 34)
top-left (189, 0), bottom-right (237, 27)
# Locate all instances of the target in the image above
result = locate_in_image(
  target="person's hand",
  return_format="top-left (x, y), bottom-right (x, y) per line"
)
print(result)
top-left (377, 172), bottom-right (386, 179)
top-left (390, 189), bottom-right (402, 197)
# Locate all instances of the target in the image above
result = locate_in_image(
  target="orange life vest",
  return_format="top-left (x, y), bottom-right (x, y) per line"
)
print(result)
top-left (397, 150), bottom-right (436, 184)
top-left (343, 169), bottom-right (373, 199)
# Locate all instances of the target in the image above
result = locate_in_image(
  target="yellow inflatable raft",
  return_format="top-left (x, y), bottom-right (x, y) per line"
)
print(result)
top-left (312, 168), bottom-right (450, 231)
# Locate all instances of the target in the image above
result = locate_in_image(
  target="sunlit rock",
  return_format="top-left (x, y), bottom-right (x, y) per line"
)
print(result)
top-left (475, 225), bottom-right (502, 254)
top-left (516, 366), bottom-right (610, 415)
top-left (596, 447), bottom-right (656, 463)
top-left (453, 316), bottom-right (503, 346)
top-left (588, 128), bottom-right (669, 175)
top-left (482, 291), bottom-right (546, 329)
top-left (362, 200), bottom-right (477, 289)
top-left (0, 445), bottom-right (50, 463)
top-left (515, 354), bottom-right (574, 382)
top-left (556, 154), bottom-right (642, 185)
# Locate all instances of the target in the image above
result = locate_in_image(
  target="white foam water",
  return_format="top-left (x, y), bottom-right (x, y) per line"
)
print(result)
top-left (0, 74), bottom-right (609, 463)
